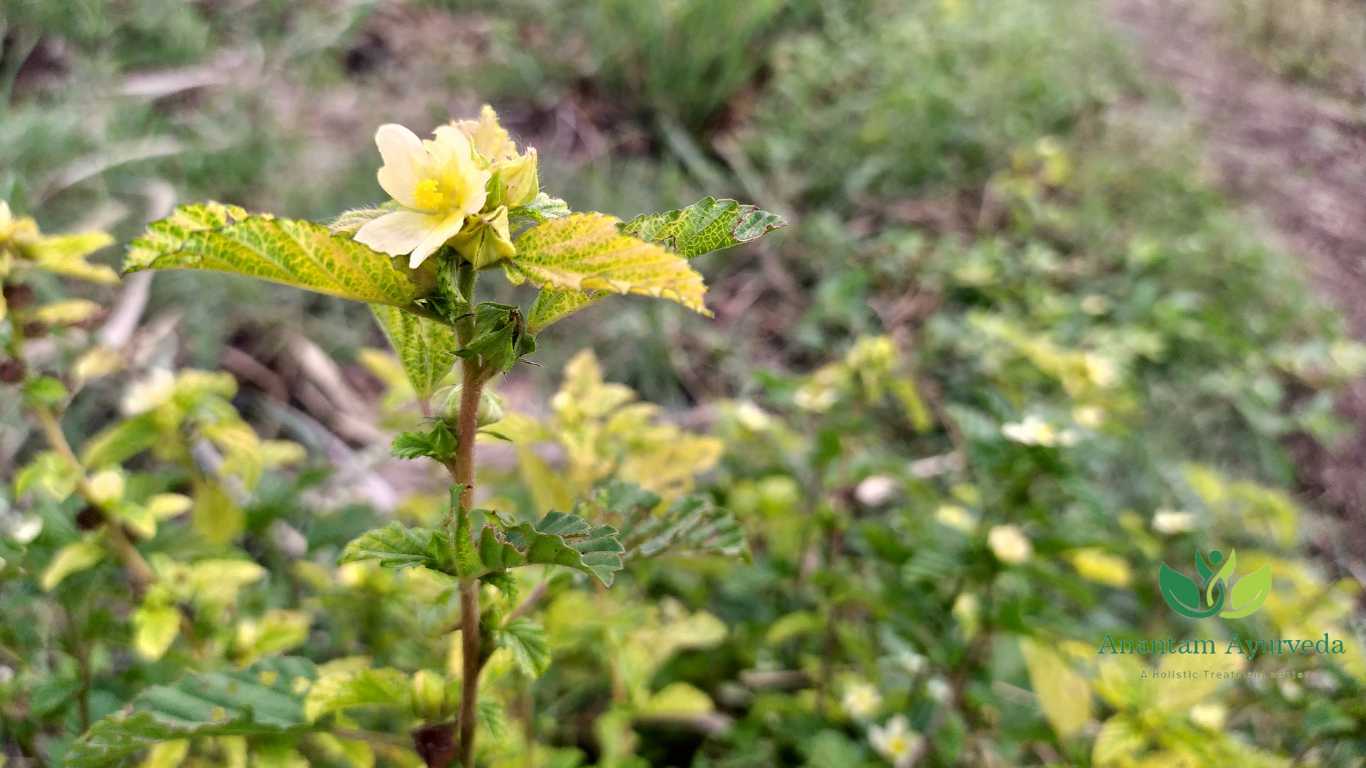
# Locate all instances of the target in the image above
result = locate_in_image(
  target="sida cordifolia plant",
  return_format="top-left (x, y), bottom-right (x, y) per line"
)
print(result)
top-left (107, 106), bottom-right (783, 766)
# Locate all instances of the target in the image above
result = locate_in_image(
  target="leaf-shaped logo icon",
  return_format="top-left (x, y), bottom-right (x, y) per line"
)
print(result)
top-left (1158, 563), bottom-right (1221, 618)
top-left (1220, 564), bottom-right (1271, 619)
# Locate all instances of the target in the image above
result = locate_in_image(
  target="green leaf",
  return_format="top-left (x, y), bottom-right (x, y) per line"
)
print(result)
top-left (621, 196), bottom-right (786, 258)
top-left (508, 193), bottom-right (570, 230)
top-left (1206, 550), bottom-right (1237, 606)
top-left (81, 413), bottom-right (160, 468)
top-left (456, 302), bottom-right (536, 375)
top-left (578, 481), bottom-right (748, 560)
top-left (327, 205), bottom-right (397, 236)
top-left (390, 422), bottom-right (457, 462)
top-left (22, 376), bottom-right (68, 408)
top-left (340, 523), bottom-right (454, 573)
top-left (1092, 716), bottom-right (1146, 767)
top-left (370, 306), bottom-right (458, 399)
top-left (304, 666), bottom-right (409, 723)
top-left (510, 213), bottom-right (710, 330)
top-left (41, 539), bottom-right (105, 591)
top-left (1019, 637), bottom-right (1092, 740)
top-left (66, 656), bottom-right (317, 768)
top-left (1221, 565), bottom-right (1272, 619)
top-left (497, 618), bottom-right (551, 677)
top-left (478, 512), bottom-right (624, 586)
top-left (124, 203), bottom-right (435, 309)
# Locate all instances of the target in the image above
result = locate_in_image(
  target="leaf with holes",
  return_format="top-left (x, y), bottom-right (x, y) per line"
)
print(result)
top-left (125, 203), bottom-right (436, 308)
top-left (477, 511), bottom-right (625, 586)
top-left (66, 656), bottom-right (317, 767)
top-left (577, 481), bottom-right (748, 560)
top-left (371, 305), bottom-right (458, 398)
top-left (622, 197), bottom-right (786, 258)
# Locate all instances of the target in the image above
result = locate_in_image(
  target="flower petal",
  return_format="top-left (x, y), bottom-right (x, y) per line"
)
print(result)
top-left (354, 210), bottom-right (440, 258)
top-left (408, 213), bottom-right (468, 269)
top-left (374, 124), bottom-right (425, 208)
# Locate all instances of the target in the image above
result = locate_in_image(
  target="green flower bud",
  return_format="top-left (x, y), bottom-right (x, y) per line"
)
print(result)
top-left (496, 148), bottom-right (539, 209)
top-left (442, 384), bottom-right (505, 428)
top-left (451, 206), bottom-right (515, 269)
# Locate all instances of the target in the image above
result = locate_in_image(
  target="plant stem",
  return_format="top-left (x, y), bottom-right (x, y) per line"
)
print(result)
top-left (33, 405), bottom-right (154, 593)
top-left (453, 360), bottom-right (486, 768)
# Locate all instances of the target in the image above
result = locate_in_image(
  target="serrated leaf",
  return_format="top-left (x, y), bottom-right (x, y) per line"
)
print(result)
top-left (304, 667), bottom-right (409, 722)
top-left (498, 618), bottom-right (551, 677)
top-left (621, 196), bottom-right (786, 258)
top-left (478, 511), bottom-right (624, 586)
top-left (124, 203), bottom-right (435, 308)
top-left (510, 213), bottom-right (709, 329)
top-left (577, 481), bottom-right (747, 560)
top-left (390, 422), bottom-right (457, 462)
top-left (327, 206), bottom-right (395, 236)
top-left (527, 289), bottom-right (603, 334)
top-left (66, 656), bottom-right (318, 768)
top-left (1019, 637), bottom-right (1092, 740)
top-left (340, 523), bottom-right (454, 573)
top-left (370, 305), bottom-right (457, 399)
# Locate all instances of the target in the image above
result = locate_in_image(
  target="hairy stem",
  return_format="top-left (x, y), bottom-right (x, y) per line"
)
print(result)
top-left (454, 361), bottom-right (486, 767)
top-left (33, 405), bottom-right (154, 593)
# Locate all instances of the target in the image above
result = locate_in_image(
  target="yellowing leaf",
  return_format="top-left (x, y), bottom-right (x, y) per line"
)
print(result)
top-left (370, 305), bottom-right (458, 399)
top-left (41, 539), bottom-right (105, 591)
top-left (1019, 637), bottom-right (1092, 739)
top-left (512, 213), bottom-right (710, 326)
top-left (1093, 716), bottom-right (1146, 767)
top-left (236, 610), bottom-right (311, 665)
top-left (133, 603), bottom-right (182, 660)
top-left (637, 682), bottom-right (713, 716)
top-left (621, 196), bottom-right (786, 258)
top-left (139, 740), bottom-right (189, 768)
top-left (1068, 548), bottom-right (1132, 587)
top-left (125, 203), bottom-right (436, 309)
top-left (33, 299), bottom-right (102, 325)
top-left (27, 232), bottom-right (119, 284)
top-left (192, 479), bottom-right (243, 544)
top-left (304, 667), bottom-right (409, 722)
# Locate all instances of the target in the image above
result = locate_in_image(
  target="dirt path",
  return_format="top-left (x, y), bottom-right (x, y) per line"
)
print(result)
top-left (1108, 0), bottom-right (1366, 562)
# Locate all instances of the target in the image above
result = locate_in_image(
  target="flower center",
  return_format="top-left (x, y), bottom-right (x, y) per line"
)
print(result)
top-left (414, 178), bottom-right (447, 210)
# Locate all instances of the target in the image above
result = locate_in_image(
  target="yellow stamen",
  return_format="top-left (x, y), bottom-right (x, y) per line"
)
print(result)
top-left (414, 178), bottom-right (446, 210)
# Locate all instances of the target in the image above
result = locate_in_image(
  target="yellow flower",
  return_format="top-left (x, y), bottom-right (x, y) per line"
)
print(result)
top-left (354, 123), bottom-right (491, 269)
top-left (454, 105), bottom-right (539, 209)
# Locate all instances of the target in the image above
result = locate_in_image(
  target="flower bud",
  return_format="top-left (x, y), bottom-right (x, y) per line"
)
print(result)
top-left (442, 385), bottom-right (505, 428)
top-left (497, 148), bottom-right (539, 209)
top-left (451, 206), bottom-right (515, 269)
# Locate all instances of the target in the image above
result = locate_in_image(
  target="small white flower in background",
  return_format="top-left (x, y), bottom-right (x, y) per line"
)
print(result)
top-left (9, 515), bottom-right (43, 544)
top-left (1188, 703), bottom-right (1227, 730)
top-left (926, 677), bottom-right (952, 703)
top-left (841, 681), bottom-right (882, 719)
top-left (733, 401), bottom-right (774, 432)
top-left (1305, 671), bottom-right (1338, 692)
top-left (1151, 508), bottom-right (1196, 535)
top-left (353, 121), bottom-right (492, 268)
top-left (856, 475), bottom-right (899, 507)
top-left (934, 504), bottom-right (976, 533)
top-left (988, 525), bottom-right (1032, 565)
top-left (868, 715), bottom-right (921, 767)
top-left (0, 665), bottom-right (13, 684)
top-left (895, 650), bottom-right (927, 676)
top-left (1001, 414), bottom-right (1076, 447)
top-left (122, 368), bottom-right (175, 415)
